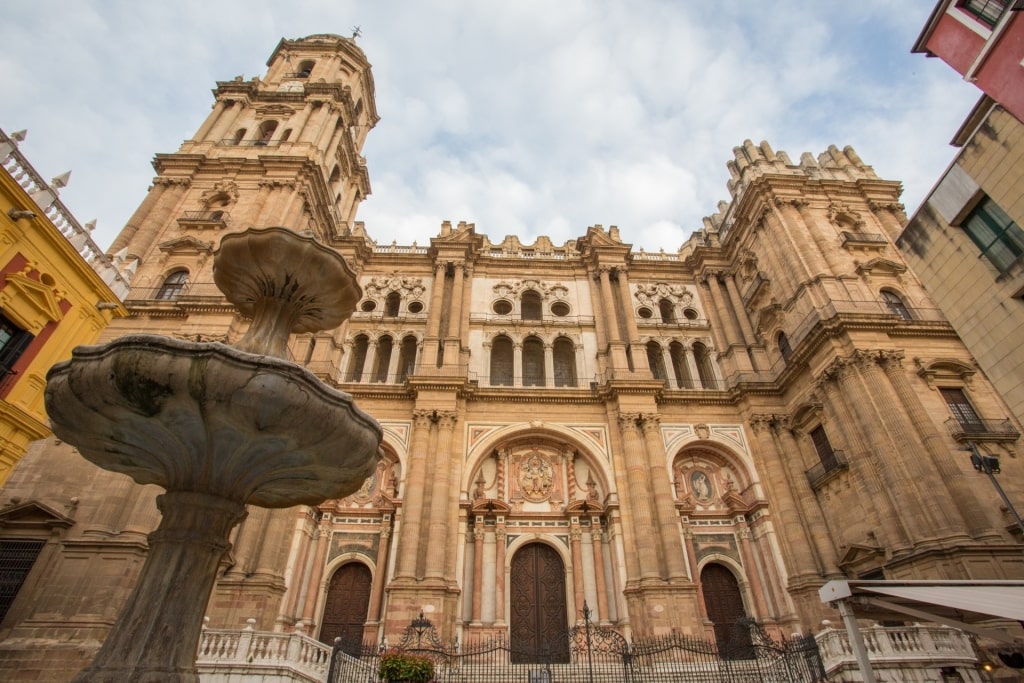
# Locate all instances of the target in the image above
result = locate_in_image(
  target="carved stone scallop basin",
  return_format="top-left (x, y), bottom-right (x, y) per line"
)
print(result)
top-left (44, 334), bottom-right (382, 507)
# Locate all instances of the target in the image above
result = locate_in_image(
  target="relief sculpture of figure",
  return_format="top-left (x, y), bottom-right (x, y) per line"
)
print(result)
top-left (690, 471), bottom-right (712, 502)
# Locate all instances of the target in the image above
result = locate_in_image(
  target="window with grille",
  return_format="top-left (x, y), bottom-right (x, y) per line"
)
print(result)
top-left (521, 291), bottom-right (543, 321)
top-left (156, 270), bottom-right (189, 300)
top-left (940, 388), bottom-right (984, 431)
top-left (0, 539), bottom-right (44, 623)
top-left (0, 315), bottom-right (33, 383)
top-left (810, 426), bottom-right (838, 469)
top-left (778, 332), bottom-right (793, 362)
top-left (957, 0), bottom-right (1008, 27)
top-left (961, 197), bottom-right (1024, 272)
top-left (881, 290), bottom-right (912, 320)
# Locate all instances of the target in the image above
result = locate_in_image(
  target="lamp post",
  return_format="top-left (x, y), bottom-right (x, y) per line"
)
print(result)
top-left (965, 442), bottom-right (1024, 537)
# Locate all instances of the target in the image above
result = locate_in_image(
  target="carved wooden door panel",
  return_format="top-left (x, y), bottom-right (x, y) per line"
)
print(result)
top-left (319, 562), bottom-right (372, 650)
top-left (701, 563), bottom-right (751, 656)
top-left (510, 543), bottom-right (569, 663)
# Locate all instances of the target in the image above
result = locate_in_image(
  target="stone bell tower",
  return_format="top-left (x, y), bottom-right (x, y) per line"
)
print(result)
top-left (105, 33), bottom-right (378, 341)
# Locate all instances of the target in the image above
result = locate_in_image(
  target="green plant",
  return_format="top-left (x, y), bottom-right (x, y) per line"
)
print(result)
top-left (378, 649), bottom-right (435, 682)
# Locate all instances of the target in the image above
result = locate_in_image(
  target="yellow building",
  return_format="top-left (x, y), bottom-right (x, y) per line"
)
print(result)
top-left (0, 129), bottom-right (129, 485)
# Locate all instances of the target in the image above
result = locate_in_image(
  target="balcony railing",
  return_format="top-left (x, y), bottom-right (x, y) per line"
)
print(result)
top-left (469, 313), bottom-right (596, 326)
top-left (806, 450), bottom-right (848, 488)
top-left (840, 231), bottom-right (888, 247)
top-left (196, 624), bottom-right (332, 682)
top-left (815, 624), bottom-right (977, 681)
top-left (178, 210), bottom-right (229, 224)
top-left (944, 417), bottom-right (1021, 441)
top-left (219, 138), bottom-right (282, 147)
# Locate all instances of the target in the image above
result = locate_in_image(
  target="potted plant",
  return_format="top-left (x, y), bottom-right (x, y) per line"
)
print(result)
top-left (378, 649), bottom-right (435, 682)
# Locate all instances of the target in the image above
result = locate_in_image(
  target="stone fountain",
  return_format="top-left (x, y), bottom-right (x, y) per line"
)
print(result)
top-left (44, 227), bottom-right (383, 682)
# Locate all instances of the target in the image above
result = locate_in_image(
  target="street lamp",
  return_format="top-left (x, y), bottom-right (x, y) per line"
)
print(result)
top-left (964, 442), bottom-right (1024, 537)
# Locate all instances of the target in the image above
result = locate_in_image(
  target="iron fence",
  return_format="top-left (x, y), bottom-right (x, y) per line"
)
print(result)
top-left (328, 616), bottom-right (826, 683)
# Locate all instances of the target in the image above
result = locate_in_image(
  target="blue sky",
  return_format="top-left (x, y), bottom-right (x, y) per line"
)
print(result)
top-left (1, 1), bottom-right (979, 252)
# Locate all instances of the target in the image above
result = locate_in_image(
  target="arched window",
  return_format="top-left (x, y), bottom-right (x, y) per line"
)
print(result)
top-left (156, 270), bottom-right (189, 300)
top-left (777, 332), bottom-right (793, 362)
top-left (297, 60), bottom-right (315, 78)
top-left (397, 335), bottom-right (418, 382)
top-left (231, 128), bottom-right (246, 145)
top-left (348, 335), bottom-right (369, 382)
top-left (279, 128), bottom-right (292, 143)
top-left (522, 336), bottom-right (545, 386)
top-left (256, 120), bottom-right (277, 145)
top-left (693, 342), bottom-right (715, 389)
top-left (373, 336), bottom-right (393, 383)
top-left (521, 291), bottom-right (543, 321)
top-left (552, 337), bottom-right (577, 387)
top-left (646, 341), bottom-right (667, 381)
top-left (881, 290), bottom-right (912, 320)
top-left (385, 292), bottom-right (401, 317)
top-left (490, 335), bottom-right (514, 386)
top-left (669, 341), bottom-right (693, 389)
top-left (659, 298), bottom-right (676, 323)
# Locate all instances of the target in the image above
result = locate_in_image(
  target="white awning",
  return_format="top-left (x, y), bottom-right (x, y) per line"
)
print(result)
top-left (820, 580), bottom-right (1024, 643)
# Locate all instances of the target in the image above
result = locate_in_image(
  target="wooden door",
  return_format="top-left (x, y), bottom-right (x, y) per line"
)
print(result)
top-left (319, 563), bottom-right (372, 651)
top-left (509, 543), bottom-right (569, 662)
top-left (701, 563), bottom-right (751, 657)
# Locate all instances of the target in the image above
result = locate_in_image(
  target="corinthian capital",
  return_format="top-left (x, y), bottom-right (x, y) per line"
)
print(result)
top-left (639, 413), bottom-right (661, 432)
top-left (876, 349), bottom-right (905, 372)
top-left (616, 412), bottom-right (641, 432)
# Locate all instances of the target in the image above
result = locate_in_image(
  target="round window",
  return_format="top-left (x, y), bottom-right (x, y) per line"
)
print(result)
top-left (360, 300), bottom-right (377, 312)
top-left (638, 307), bottom-right (653, 319)
top-left (407, 300), bottom-right (424, 314)
top-left (550, 301), bottom-right (570, 317)
top-left (493, 300), bottom-right (513, 315)
top-left (683, 308), bottom-right (698, 320)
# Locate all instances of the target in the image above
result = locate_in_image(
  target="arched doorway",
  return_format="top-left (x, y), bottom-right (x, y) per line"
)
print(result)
top-left (700, 563), bottom-right (752, 658)
top-left (319, 562), bottom-right (372, 651)
top-left (509, 543), bottom-right (569, 662)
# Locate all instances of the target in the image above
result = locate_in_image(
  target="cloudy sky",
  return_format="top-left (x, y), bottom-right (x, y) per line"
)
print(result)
top-left (2, 1), bottom-right (979, 253)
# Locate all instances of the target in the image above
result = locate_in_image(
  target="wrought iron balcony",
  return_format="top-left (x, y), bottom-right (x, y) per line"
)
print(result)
top-left (840, 231), bottom-right (888, 248)
top-left (177, 210), bottom-right (229, 226)
top-left (806, 450), bottom-right (848, 489)
top-left (944, 417), bottom-right (1021, 441)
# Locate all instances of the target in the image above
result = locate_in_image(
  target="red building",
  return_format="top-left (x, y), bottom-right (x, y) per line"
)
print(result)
top-left (913, 0), bottom-right (1024, 121)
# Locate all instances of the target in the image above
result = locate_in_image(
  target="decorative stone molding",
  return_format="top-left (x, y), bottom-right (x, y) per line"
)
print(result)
top-left (633, 282), bottom-right (695, 308)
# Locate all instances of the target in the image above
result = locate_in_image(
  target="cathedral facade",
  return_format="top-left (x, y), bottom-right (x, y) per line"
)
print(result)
top-left (0, 34), bottom-right (1021, 679)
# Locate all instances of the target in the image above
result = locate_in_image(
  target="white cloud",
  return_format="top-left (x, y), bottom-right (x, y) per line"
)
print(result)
top-left (0, 0), bottom-right (980, 253)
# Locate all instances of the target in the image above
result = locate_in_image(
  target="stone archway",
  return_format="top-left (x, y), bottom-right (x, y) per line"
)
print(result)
top-left (509, 543), bottom-right (569, 663)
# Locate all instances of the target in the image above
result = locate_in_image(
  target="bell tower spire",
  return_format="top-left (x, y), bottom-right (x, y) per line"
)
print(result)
top-left (108, 34), bottom-right (378, 265)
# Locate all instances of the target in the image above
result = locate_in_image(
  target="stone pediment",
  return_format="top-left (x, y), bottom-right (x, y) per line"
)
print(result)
top-left (837, 542), bottom-right (884, 569)
top-left (0, 499), bottom-right (74, 531)
top-left (470, 498), bottom-right (511, 514)
top-left (1, 271), bottom-right (64, 331)
top-left (566, 498), bottom-right (604, 515)
top-left (854, 257), bottom-right (906, 277)
top-left (158, 235), bottom-right (213, 255)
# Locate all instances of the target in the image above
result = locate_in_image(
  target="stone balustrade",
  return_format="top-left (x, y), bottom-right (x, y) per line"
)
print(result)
top-left (196, 621), bottom-right (334, 683)
top-left (815, 623), bottom-right (982, 682)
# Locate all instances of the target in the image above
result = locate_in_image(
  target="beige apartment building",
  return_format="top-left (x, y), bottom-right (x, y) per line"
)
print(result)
top-left (0, 33), bottom-right (1020, 681)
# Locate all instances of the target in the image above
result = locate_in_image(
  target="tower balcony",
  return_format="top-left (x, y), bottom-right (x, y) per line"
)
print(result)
top-left (944, 417), bottom-right (1021, 443)
top-left (805, 450), bottom-right (849, 489)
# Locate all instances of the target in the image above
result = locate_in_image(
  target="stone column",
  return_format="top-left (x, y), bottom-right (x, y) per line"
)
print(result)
top-left (544, 342), bottom-right (555, 388)
top-left (363, 340), bottom-right (378, 384)
top-left (494, 524), bottom-right (507, 625)
top-left (108, 183), bottom-right (172, 255)
top-left (314, 109), bottom-right (340, 150)
top-left (683, 343), bottom-right (702, 389)
top-left (423, 262), bottom-right (446, 365)
top-left (394, 411), bottom-right (434, 580)
top-left (590, 519), bottom-right (610, 623)
top-left (736, 524), bottom-right (770, 619)
top-left (639, 414), bottom-right (687, 579)
top-left (776, 199), bottom-right (829, 275)
top-left (814, 372), bottom-right (904, 549)
top-left (471, 518), bottom-right (484, 623)
top-left (774, 426), bottom-right (841, 576)
top-left (285, 104), bottom-right (314, 145)
top-left (300, 519), bottom-right (331, 628)
top-left (366, 525), bottom-right (392, 627)
top-left (661, 345), bottom-right (677, 388)
top-left (72, 492), bottom-right (246, 683)
top-left (298, 101), bottom-right (330, 144)
top-left (424, 411), bottom-right (456, 580)
top-left (278, 509), bottom-right (314, 625)
top-left (444, 260), bottom-right (465, 361)
top-left (870, 201), bottom-right (908, 243)
top-left (707, 273), bottom-right (753, 374)
top-left (616, 267), bottom-right (648, 375)
top-left (877, 351), bottom-right (984, 538)
top-left (767, 201), bottom-right (814, 282)
top-left (386, 338), bottom-right (402, 383)
top-left (746, 416), bottom-right (812, 579)
top-left (570, 524), bottom-right (585, 622)
top-left (682, 527), bottom-right (710, 623)
top-left (194, 100), bottom-right (228, 141)
top-left (598, 267), bottom-right (621, 343)
top-left (618, 412), bottom-right (662, 579)
top-left (828, 357), bottom-right (930, 544)
top-left (513, 342), bottom-right (523, 387)
top-left (794, 201), bottom-right (843, 274)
